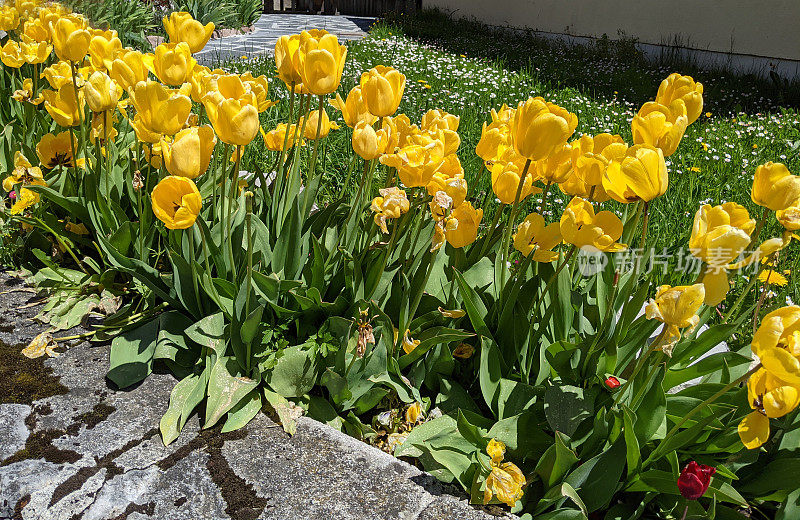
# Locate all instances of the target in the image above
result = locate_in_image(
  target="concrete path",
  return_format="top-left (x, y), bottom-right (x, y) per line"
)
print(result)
top-left (196, 13), bottom-right (374, 65)
top-left (0, 274), bottom-right (506, 520)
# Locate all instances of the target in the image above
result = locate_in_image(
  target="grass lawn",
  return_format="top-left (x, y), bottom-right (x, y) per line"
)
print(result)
top-left (227, 8), bottom-right (800, 311)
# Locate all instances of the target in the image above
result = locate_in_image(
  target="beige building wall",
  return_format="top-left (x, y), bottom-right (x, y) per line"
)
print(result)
top-left (423, 0), bottom-right (800, 61)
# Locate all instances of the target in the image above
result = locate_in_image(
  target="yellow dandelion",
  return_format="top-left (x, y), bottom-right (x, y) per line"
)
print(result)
top-left (758, 270), bottom-right (788, 287)
top-left (705, 112), bottom-right (712, 118)
top-left (701, 143), bottom-right (709, 151)
top-left (689, 167), bottom-right (701, 173)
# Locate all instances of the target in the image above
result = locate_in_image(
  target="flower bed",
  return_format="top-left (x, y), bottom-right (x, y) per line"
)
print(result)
top-left (1, 1), bottom-right (799, 518)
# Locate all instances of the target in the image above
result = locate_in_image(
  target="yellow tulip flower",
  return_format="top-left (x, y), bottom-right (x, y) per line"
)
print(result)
top-left (483, 439), bottom-right (525, 507)
top-left (151, 175), bottom-right (202, 229)
top-left (532, 143), bottom-right (572, 185)
top-left (656, 73), bottom-right (704, 124)
top-left (12, 78), bottom-right (44, 105)
top-left (751, 306), bottom-right (800, 384)
top-left (3, 152), bottom-right (46, 193)
top-left (751, 162), bottom-right (800, 211)
top-left (1, 40), bottom-right (24, 68)
top-left (304, 109), bottom-right (340, 140)
top-left (20, 37), bottom-right (51, 64)
top-left (746, 368), bottom-right (800, 419)
top-left (371, 187), bottom-right (410, 234)
top-left (161, 125), bottom-right (216, 179)
top-left (645, 283), bottom-right (705, 354)
top-left (144, 140), bottom-right (164, 169)
top-left (109, 49), bottom-right (152, 91)
top-left (569, 133), bottom-right (627, 186)
top-left (274, 34), bottom-right (304, 89)
top-left (631, 101), bottom-right (688, 157)
top-left (42, 83), bottom-right (84, 127)
top-left (36, 131), bottom-right (79, 169)
top-left (23, 18), bottom-right (50, 43)
top-left (129, 80), bottom-right (192, 137)
top-left (90, 111), bottom-right (118, 144)
top-left (204, 97), bottom-right (259, 147)
top-left (241, 72), bottom-right (276, 113)
top-left (512, 97), bottom-right (577, 161)
top-left (261, 124), bottom-right (305, 151)
top-left (352, 118), bottom-right (396, 160)
top-left (88, 30), bottom-right (122, 71)
top-left (436, 154), bottom-right (464, 178)
top-left (603, 144), bottom-right (668, 203)
top-left (41, 60), bottom-right (77, 89)
top-left (738, 410), bottom-right (770, 449)
top-left (84, 71), bottom-right (121, 113)
top-left (491, 160), bottom-right (539, 205)
top-left (0, 5), bottom-right (20, 32)
top-left (560, 197), bottom-right (626, 252)
top-left (445, 201), bottom-right (483, 248)
top-left (476, 121), bottom-right (512, 167)
top-left (151, 42), bottom-right (196, 86)
top-left (427, 172), bottom-right (467, 210)
top-left (297, 29), bottom-right (347, 96)
top-left (329, 86), bottom-right (377, 128)
top-left (360, 65), bottom-right (406, 117)
top-left (513, 212), bottom-right (563, 262)
top-left (50, 15), bottom-right (91, 62)
top-left (379, 135), bottom-right (445, 188)
top-left (163, 11), bottom-right (214, 54)
top-left (689, 202), bottom-right (755, 305)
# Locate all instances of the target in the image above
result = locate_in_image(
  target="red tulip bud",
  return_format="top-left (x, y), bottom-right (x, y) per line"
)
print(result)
top-left (677, 461), bottom-right (715, 500)
top-left (604, 376), bottom-right (620, 389)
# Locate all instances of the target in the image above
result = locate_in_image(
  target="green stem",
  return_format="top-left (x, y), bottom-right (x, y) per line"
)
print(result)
top-left (532, 245), bottom-right (576, 311)
top-left (477, 203), bottom-right (505, 259)
top-left (613, 326), bottom-right (669, 406)
top-left (748, 206), bottom-right (770, 251)
top-left (245, 192), bottom-right (254, 372)
top-left (724, 263), bottom-right (764, 322)
top-left (538, 180), bottom-right (552, 214)
top-left (104, 110), bottom-right (111, 201)
top-left (499, 159), bottom-right (532, 291)
top-left (303, 94), bottom-right (325, 215)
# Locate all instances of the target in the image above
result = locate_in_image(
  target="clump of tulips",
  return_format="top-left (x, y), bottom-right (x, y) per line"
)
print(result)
top-left (1, 1), bottom-right (799, 517)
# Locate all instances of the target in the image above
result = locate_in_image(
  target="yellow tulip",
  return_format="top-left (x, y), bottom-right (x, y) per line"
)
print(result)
top-left (88, 31), bottom-right (122, 71)
top-left (360, 65), bottom-right (406, 117)
top-left (751, 162), bottom-right (800, 211)
top-left (130, 80), bottom-right (192, 137)
top-left (304, 109), bottom-right (340, 140)
top-left (427, 171), bottom-right (467, 210)
top-left (151, 175), bottom-right (202, 229)
top-left (163, 11), bottom-right (214, 54)
top-left (329, 86), bottom-right (377, 128)
top-left (151, 42), bottom-right (196, 86)
top-left (512, 97), bottom-right (577, 161)
top-left (751, 306), bottom-right (800, 385)
top-left (631, 101), bottom-right (688, 157)
top-left (491, 160), bottom-right (539, 205)
top-left (241, 72), bottom-right (276, 113)
top-left (645, 283), bottom-right (705, 354)
top-left (482, 439), bottom-right (525, 507)
top-left (1, 40), bottom-right (24, 68)
top-left (560, 196), bottom-right (626, 252)
top-left (36, 131), bottom-right (79, 169)
top-left (777, 199), bottom-right (800, 230)
top-left (656, 73), bottom-right (704, 124)
top-left (261, 124), bottom-right (305, 151)
top-left (437, 154), bottom-right (464, 178)
top-left (0, 5), bottom-right (20, 32)
top-left (379, 134), bottom-right (445, 188)
top-left (532, 143), bottom-right (572, 184)
top-left (747, 368), bottom-right (800, 419)
top-left (50, 15), bottom-right (91, 62)
top-left (41, 60), bottom-right (77, 89)
top-left (42, 83), bottom-right (84, 127)
top-left (297, 29), bottom-right (347, 96)
top-left (204, 97), bottom-right (259, 147)
top-left (570, 133), bottom-right (627, 186)
top-left (22, 18), bottom-right (50, 43)
top-left (84, 71), bottom-right (120, 113)
top-left (20, 37), bottom-right (51, 64)
top-left (352, 118), bottom-right (396, 160)
top-left (738, 410), bottom-right (770, 449)
top-left (12, 78), bottom-right (43, 105)
top-left (109, 49), bottom-right (152, 91)
top-left (476, 121), bottom-right (512, 167)
top-left (513, 212), bottom-right (562, 262)
top-left (371, 187), bottom-right (410, 234)
top-left (90, 111), bottom-right (118, 144)
top-left (274, 34), bottom-right (304, 89)
top-left (161, 125), bottom-right (216, 179)
top-left (131, 115), bottom-right (161, 144)
top-left (603, 144), bottom-right (668, 203)
top-left (445, 201), bottom-right (483, 248)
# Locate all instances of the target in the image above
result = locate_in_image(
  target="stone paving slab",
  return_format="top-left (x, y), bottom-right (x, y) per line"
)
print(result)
top-left (0, 275), bottom-right (508, 520)
top-left (196, 13), bottom-right (374, 66)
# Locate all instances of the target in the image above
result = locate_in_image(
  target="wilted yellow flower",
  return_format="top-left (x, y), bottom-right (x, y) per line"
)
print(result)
top-left (405, 402), bottom-right (423, 425)
top-left (4, 152), bottom-right (46, 193)
top-left (656, 73), bottom-right (704, 124)
top-left (645, 284), bottom-right (705, 355)
top-left (88, 30), bottom-right (121, 71)
top-left (631, 101), bottom-right (688, 157)
top-left (427, 170), bottom-right (467, 209)
top-left (1, 40), bottom-right (24, 68)
top-left (402, 330), bottom-right (420, 354)
top-left (751, 162), bottom-right (800, 211)
top-left (560, 197), bottom-right (626, 252)
top-left (483, 439), bottom-right (525, 507)
top-left (603, 144), bottom-right (668, 203)
top-left (12, 78), bottom-right (44, 104)
top-left (50, 15), bottom-right (91, 62)
top-left (304, 109), bottom-right (340, 140)
top-left (9, 188), bottom-right (40, 215)
top-left (330, 86), bottom-right (377, 128)
top-left (37, 131), bottom-right (79, 169)
top-left (42, 83), bottom-right (84, 127)
top-left (84, 71), bottom-right (121, 113)
top-left (514, 212), bottom-right (562, 262)
top-left (360, 65), bottom-right (406, 117)
top-left (151, 42), bottom-right (196, 86)
top-left (21, 331), bottom-right (58, 358)
top-left (491, 160), bottom-right (539, 205)
top-left (297, 29), bottom-right (346, 96)
top-left (274, 33), bottom-right (304, 88)
top-left (130, 80), bottom-right (192, 137)
top-left (161, 125), bottom-right (216, 179)
top-left (164, 11), bottom-right (214, 54)
top-left (20, 37), bottom-right (51, 64)
top-left (452, 343), bottom-right (475, 359)
top-left (380, 135), bottom-right (445, 188)
top-left (445, 201), bottom-right (483, 248)
top-left (151, 175), bottom-right (202, 229)
top-left (512, 97), bottom-right (577, 161)
top-left (371, 187), bottom-right (409, 234)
